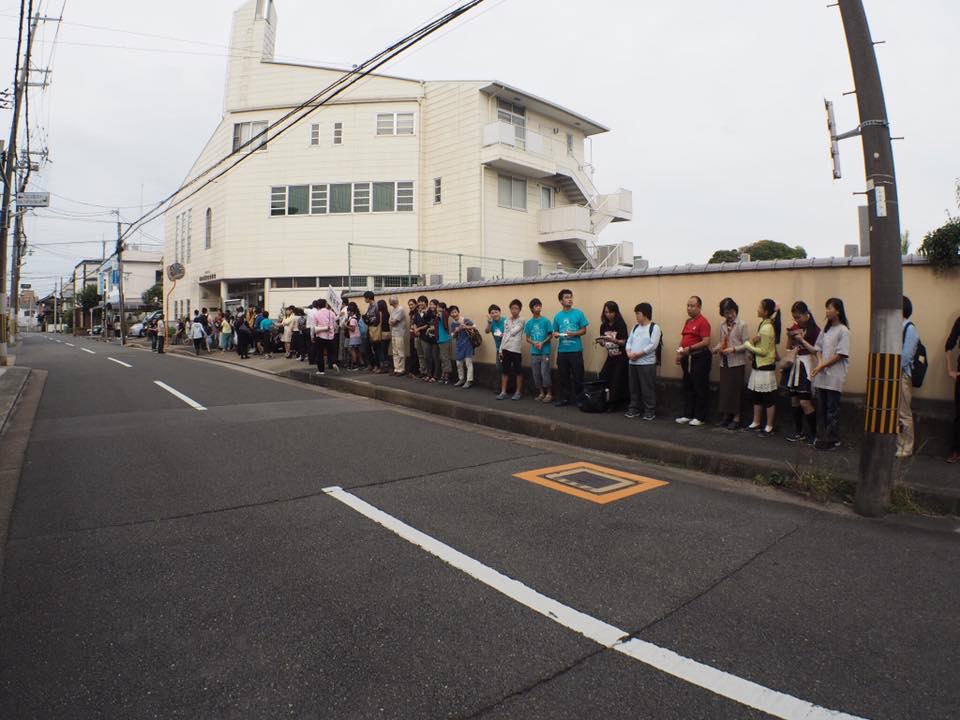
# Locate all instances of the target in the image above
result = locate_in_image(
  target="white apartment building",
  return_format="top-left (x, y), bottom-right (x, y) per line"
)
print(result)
top-left (164, 0), bottom-right (632, 316)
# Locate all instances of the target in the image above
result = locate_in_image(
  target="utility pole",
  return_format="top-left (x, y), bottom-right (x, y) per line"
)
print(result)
top-left (836, 0), bottom-right (903, 517)
top-left (116, 212), bottom-right (126, 346)
top-left (0, 0), bottom-right (36, 363)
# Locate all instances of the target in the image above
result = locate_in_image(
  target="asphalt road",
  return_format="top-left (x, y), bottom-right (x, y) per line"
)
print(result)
top-left (1, 333), bottom-right (957, 719)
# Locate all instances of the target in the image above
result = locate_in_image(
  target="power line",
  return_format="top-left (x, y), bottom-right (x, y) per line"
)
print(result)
top-left (121, 0), bottom-right (488, 242)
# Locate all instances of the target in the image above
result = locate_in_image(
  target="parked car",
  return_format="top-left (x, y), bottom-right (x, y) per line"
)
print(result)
top-left (91, 325), bottom-right (103, 336)
top-left (130, 310), bottom-right (163, 338)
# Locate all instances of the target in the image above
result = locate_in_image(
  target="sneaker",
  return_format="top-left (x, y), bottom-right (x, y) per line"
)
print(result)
top-left (332, 365), bottom-right (341, 373)
top-left (947, 451), bottom-right (960, 464)
top-left (542, 393), bottom-right (553, 403)
top-left (785, 432), bottom-right (807, 443)
top-left (894, 449), bottom-right (911, 458)
top-left (553, 399), bottom-right (569, 407)
top-left (675, 417), bottom-right (691, 424)
top-left (725, 420), bottom-right (741, 430)
top-left (688, 419), bottom-right (704, 427)
top-left (511, 392), bottom-right (522, 401)
top-left (642, 413), bottom-right (656, 421)
top-left (495, 392), bottom-right (508, 400)
top-left (741, 423), bottom-right (761, 432)
top-left (535, 392), bottom-right (545, 401)
top-left (463, 382), bottom-right (472, 389)
top-left (625, 410), bottom-right (641, 419)
top-left (758, 427), bottom-right (774, 438)
top-left (453, 380), bottom-right (465, 387)
top-left (315, 370), bottom-right (325, 375)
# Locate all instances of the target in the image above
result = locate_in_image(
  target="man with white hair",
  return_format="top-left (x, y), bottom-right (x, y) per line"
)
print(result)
top-left (388, 296), bottom-right (408, 377)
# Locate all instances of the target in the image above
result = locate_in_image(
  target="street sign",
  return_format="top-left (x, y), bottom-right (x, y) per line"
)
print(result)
top-left (16, 191), bottom-right (50, 207)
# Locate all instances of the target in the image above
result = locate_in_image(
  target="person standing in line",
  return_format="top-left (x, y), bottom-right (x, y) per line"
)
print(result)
top-left (220, 311), bottom-right (234, 352)
top-left (625, 302), bottom-right (661, 420)
top-left (156, 314), bottom-right (166, 354)
top-left (742, 299), bottom-right (781, 437)
top-left (485, 304), bottom-right (505, 376)
top-left (450, 305), bottom-right (475, 388)
top-left (435, 301), bottom-right (454, 384)
top-left (376, 298), bottom-right (392, 372)
top-left (405, 298), bottom-right (419, 377)
top-left (525, 298), bottom-right (553, 403)
top-left (552, 289), bottom-right (589, 407)
top-left (190, 314), bottom-right (207, 355)
top-left (259, 311), bottom-right (276, 359)
top-left (810, 298), bottom-right (851, 451)
top-left (314, 299), bottom-right (339, 374)
top-left (293, 307), bottom-right (307, 360)
top-left (712, 298), bottom-right (749, 430)
top-left (388, 296), bottom-right (408, 377)
top-left (421, 299), bottom-right (439, 382)
top-left (344, 302), bottom-right (363, 370)
top-left (943, 313), bottom-right (960, 464)
top-left (281, 306), bottom-right (296, 358)
top-left (497, 299), bottom-right (526, 401)
top-left (412, 296), bottom-right (430, 380)
top-left (783, 301), bottom-right (820, 443)
top-left (895, 296), bottom-right (920, 458)
top-left (147, 317), bottom-right (159, 352)
top-left (675, 296), bottom-right (712, 426)
top-left (595, 300), bottom-right (629, 409)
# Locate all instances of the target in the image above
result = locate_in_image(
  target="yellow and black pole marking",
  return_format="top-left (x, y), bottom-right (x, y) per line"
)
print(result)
top-left (864, 352), bottom-right (901, 434)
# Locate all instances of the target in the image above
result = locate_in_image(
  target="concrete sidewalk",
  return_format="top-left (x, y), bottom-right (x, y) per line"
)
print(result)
top-left (128, 339), bottom-right (960, 515)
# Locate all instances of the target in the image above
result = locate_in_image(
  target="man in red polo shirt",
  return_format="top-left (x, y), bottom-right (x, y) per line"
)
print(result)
top-left (675, 295), bottom-right (712, 426)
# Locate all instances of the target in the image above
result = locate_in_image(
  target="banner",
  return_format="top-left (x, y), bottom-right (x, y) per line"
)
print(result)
top-left (326, 286), bottom-right (342, 313)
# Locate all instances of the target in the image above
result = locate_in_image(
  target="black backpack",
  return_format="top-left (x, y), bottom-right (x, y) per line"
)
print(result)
top-left (578, 380), bottom-right (609, 413)
top-left (903, 322), bottom-right (928, 388)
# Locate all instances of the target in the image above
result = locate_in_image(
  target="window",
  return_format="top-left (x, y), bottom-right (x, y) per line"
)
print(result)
top-left (353, 182), bottom-right (371, 213)
top-left (498, 175), bottom-right (526, 210)
top-left (270, 186), bottom-right (286, 216)
top-left (373, 182), bottom-right (395, 212)
top-left (330, 183), bottom-right (352, 213)
top-left (232, 120), bottom-right (268, 153)
top-left (310, 184), bottom-right (328, 214)
top-left (566, 133), bottom-right (574, 156)
top-left (293, 277), bottom-right (317, 288)
top-left (287, 185), bottom-right (309, 215)
top-left (541, 186), bottom-right (555, 209)
top-left (397, 182), bottom-right (414, 212)
top-left (333, 122), bottom-right (343, 145)
top-left (185, 298), bottom-right (191, 319)
top-left (433, 177), bottom-right (442, 204)
top-left (310, 123), bottom-right (320, 146)
top-left (204, 208), bottom-right (212, 249)
top-left (179, 209), bottom-right (192, 262)
top-left (376, 112), bottom-right (415, 136)
top-left (272, 278), bottom-right (293, 289)
top-left (155, 270), bottom-right (162, 283)
top-left (175, 214), bottom-right (181, 263)
top-left (496, 99), bottom-right (526, 150)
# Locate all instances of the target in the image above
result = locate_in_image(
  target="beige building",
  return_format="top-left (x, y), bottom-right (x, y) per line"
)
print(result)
top-left (164, 0), bottom-right (632, 318)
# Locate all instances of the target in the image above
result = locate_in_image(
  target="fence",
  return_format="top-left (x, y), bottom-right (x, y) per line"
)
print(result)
top-left (346, 243), bottom-right (577, 290)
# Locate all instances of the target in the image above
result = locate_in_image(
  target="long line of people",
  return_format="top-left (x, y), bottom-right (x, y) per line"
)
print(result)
top-left (147, 290), bottom-right (960, 464)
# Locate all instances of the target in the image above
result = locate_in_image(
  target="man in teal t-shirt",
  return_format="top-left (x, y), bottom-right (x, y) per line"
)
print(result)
top-left (525, 298), bottom-right (553, 401)
top-left (552, 289), bottom-right (589, 406)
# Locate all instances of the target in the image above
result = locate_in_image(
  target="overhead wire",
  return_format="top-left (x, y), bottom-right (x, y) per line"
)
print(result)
top-left (120, 0), bottom-right (488, 242)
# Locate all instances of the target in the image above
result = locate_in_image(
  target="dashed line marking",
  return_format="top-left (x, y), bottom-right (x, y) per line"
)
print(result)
top-left (108, 357), bottom-right (132, 368)
top-left (153, 380), bottom-right (206, 410)
top-left (81, 348), bottom-right (96, 355)
top-left (65, 342), bottom-right (75, 347)
top-left (323, 486), bottom-right (867, 720)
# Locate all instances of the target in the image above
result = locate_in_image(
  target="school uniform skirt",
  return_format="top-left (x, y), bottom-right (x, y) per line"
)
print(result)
top-left (747, 368), bottom-right (779, 394)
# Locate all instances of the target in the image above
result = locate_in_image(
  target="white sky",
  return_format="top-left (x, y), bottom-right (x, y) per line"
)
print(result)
top-left (6, 0), bottom-right (959, 296)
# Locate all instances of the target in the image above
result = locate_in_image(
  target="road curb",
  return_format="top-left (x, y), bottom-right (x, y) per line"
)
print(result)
top-left (0, 367), bottom-right (31, 437)
top-left (279, 368), bottom-right (960, 516)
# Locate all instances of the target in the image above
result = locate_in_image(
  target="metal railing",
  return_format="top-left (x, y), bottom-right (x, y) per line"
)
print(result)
top-left (346, 243), bottom-right (576, 290)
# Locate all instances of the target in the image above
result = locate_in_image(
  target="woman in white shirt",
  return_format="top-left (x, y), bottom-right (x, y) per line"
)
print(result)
top-left (810, 298), bottom-right (851, 450)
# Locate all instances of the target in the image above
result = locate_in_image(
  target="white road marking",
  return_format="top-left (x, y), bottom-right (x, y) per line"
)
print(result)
top-left (323, 486), bottom-right (867, 720)
top-left (81, 348), bottom-right (96, 354)
top-left (153, 380), bottom-right (206, 411)
top-left (65, 342), bottom-right (75, 347)
top-left (55, 339), bottom-right (62, 343)
top-left (108, 357), bottom-right (132, 368)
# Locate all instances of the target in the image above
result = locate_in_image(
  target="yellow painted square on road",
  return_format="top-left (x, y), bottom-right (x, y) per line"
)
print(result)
top-left (513, 462), bottom-right (669, 504)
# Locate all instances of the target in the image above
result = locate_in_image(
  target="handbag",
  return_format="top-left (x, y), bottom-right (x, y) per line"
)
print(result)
top-left (369, 324), bottom-right (382, 342)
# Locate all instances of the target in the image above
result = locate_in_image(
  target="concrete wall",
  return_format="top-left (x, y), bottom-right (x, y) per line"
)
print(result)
top-left (377, 261), bottom-right (960, 404)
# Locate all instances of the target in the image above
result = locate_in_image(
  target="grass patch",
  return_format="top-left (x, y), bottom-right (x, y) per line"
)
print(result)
top-left (753, 465), bottom-right (856, 505)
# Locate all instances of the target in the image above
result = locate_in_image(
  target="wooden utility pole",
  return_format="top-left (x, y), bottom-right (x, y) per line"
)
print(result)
top-left (837, 0), bottom-right (903, 517)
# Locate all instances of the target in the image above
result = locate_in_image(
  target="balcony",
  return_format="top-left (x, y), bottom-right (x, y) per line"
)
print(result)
top-left (539, 205), bottom-right (593, 243)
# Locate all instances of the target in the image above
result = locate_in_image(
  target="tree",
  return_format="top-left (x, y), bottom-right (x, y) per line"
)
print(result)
top-left (708, 249), bottom-right (741, 264)
top-left (77, 284), bottom-right (100, 310)
top-left (919, 218), bottom-right (960, 273)
top-left (142, 282), bottom-right (163, 306)
top-left (900, 230), bottom-right (910, 255)
top-left (707, 239), bottom-right (807, 264)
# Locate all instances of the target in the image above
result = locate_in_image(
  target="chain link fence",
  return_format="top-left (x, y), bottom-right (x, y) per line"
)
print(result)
top-left (347, 243), bottom-right (576, 290)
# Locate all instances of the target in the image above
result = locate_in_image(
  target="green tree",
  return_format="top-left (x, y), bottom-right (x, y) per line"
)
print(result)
top-left (919, 218), bottom-right (960, 273)
top-left (142, 282), bottom-right (163, 306)
top-left (740, 239), bottom-right (807, 261)
top-left (708, 249), bottom-right (741, 264)
top-left (900, 230), bottom-right (911, 255)
top-left (77, 284), bottom-right (100, 309)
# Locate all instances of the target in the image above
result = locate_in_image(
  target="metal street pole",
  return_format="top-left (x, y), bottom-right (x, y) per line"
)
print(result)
top-left (837, 0), bottom-right (903, 517)
top-left (0, 1), bottom-right (36, 362)
top-left (116, 213), bottom-right (126, 346)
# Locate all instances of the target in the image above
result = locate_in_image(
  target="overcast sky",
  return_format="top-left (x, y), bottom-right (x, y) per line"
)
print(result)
top-left (6, 0), bottom-right (959, 295)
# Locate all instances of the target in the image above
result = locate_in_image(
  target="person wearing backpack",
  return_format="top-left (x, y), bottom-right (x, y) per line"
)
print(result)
top-left (897, 296), bottom-right (922, 457)
top-left (625, 303), bottom-right (662, 420)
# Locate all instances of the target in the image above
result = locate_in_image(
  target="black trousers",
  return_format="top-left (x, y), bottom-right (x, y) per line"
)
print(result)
top-left (156, 333), bottom-right (165, 354)
top-left (237, 332), bottom-right (251, 357)
top-left (315, 338), bottom-right (336, 370)
top-left (557, 351), bottom-right (584, 403)
top-left (681, 351), bottom-right (711, 421)
top-left (816, 388), bottom-right (842, 444)
top-left (953, 376), bottom-right (960, 452)
top-left (600, 356), bottom-right (629, 406)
